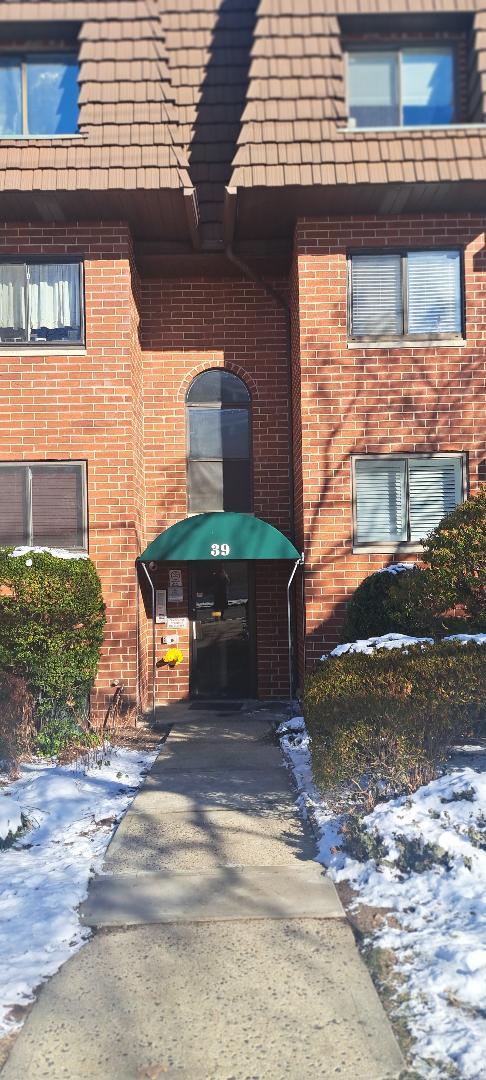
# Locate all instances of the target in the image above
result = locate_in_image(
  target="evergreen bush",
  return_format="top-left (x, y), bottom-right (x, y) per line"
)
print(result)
top-left (342, 488), bottom-right (486, 640)
top-left (0, 549), bottom-right (105, 753)
top-left (305, 640), bottom-right (485, 806)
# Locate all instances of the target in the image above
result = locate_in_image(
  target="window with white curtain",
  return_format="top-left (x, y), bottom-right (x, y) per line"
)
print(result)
top-left (353, 454), bottom-right (465, 547)
top-left (349, 249), bottom-right (462, 340)
top-left (0, 261), bottom-right (83, 345)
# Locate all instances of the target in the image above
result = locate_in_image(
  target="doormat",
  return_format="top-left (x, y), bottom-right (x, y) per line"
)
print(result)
top-left (189, 701), bottom-right (244, 712)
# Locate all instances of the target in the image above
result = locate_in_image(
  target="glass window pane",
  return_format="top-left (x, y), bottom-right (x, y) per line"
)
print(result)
top-left (355, 458), bottom-right (407, 543)
top-left (0, 466), bottom-right (28, 545)
top-left (31, 464), bottom-right (85, 548)
top-left (187, 369), bottom-right (250, 404)
top-left (0, 263), bottom-right (27, 342)
top-left (28, 262), bottom-right (82, 342)
top-left (188, 460), bottom-right (224, 513)
top-left (402, 48), bottom-right (454, 126)
top-left (348, 52), bottom-right (399, 128)
top-left (0, 60), bottom-right (22, 136)
top-left (222, 460), bottom-right (251, 511)
top-left (189, 408), bottom-right (249, 459)
top-left (408, 458), bottom-right (462, 542)
top-left (407, 250), bottom-right (461, 335)
top-left (351, 254), bottom-right (403, 337)
top-left (26, 58), bottom-right (79, 135)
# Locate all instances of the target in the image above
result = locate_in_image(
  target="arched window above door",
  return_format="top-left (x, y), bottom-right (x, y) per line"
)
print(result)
top-left (186, 369), bottom-right (252, 513)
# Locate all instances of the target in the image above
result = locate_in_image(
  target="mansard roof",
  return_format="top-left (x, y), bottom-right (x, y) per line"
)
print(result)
top-left (2, 0), bottom-right (486, 248)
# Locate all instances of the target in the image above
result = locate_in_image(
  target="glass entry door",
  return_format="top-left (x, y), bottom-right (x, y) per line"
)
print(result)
top-left (190, 561), bottom-right (255, 698)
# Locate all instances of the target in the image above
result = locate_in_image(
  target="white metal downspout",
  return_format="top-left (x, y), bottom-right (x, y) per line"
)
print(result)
top-left (286, 557), bottom-right (302, 713)
top-left (139, 561), bottom-right (157, 726)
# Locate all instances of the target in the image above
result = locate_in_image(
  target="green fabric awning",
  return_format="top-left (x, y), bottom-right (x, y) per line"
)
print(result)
top-left (138, 513), bottom-right (301, 563)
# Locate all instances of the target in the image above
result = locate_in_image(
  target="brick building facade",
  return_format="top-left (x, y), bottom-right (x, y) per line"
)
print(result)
top-left (0, 1), bottom-right (485, 714)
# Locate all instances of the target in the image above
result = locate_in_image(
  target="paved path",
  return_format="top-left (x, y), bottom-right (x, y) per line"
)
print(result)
top-left (2, 705), bottom-right (404, 1080)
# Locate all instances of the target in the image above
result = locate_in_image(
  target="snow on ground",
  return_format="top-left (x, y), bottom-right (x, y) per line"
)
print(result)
top-left (0, 797), bottom-right (24, 844)
top-left (280, 724), bottom-right (486, 1079)
top-left (0, 744), bottom-right (159, 1035)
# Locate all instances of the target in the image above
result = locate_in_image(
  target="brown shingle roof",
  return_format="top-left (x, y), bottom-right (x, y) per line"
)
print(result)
top-left (231, 0), bottom-right (486, 190)
top-left (2, 0), bottom-right (486, 240)
top-left (0, 0), bottom-right (189, 192)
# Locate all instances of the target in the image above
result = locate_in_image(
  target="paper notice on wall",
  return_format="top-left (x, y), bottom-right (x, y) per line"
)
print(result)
top-left (169, 569), bottom-right (182, 587)
top-left (168, 586), bottom-right (183, 602)
top-left (167, 617), bottom-right (188, 629)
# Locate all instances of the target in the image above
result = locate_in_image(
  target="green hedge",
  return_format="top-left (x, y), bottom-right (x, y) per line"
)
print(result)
top-left (305, 641), bottom-right (485, 806)
top-left (0, 548), bottom-right (105, 750)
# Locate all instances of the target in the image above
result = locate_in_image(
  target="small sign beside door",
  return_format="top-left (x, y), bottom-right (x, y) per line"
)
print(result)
top-left (155, 589), bottom-right (167, 623)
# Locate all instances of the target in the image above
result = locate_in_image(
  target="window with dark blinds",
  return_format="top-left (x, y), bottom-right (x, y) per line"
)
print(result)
top-left (353, 454), bottom-right (465, 546)
top-left (0, 462), bottom-right (86, 549)
top-left (349, 250), bottom-right (463, 340)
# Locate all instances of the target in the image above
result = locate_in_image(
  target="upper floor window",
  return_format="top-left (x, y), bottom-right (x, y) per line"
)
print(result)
top-left (0, 461), bottom-right (87, 550)
top-left (0, 54), bottom-right (79, 137)
top-left (353, 453), bottom-right (465, 548)
top-left (347, 46), bottom-right (455, 128)
top-left (348, 249), bottom-right (463, 341)
top-left (186, 369), bottom-right (252, 514)
top-left (0, 260), bottom-right (83, 346)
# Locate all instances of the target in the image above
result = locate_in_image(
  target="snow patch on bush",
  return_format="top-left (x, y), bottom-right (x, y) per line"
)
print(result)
top-left (321, 631), bottom-right (486, 661)
top-left (9, 546), bottom-right (88, 561)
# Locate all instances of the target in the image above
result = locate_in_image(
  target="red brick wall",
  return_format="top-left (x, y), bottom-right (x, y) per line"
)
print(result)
top-left (139, 275), bottom-right (293, 703)
top-left (0, 222), bottom-right (142, 719)
top-left (293, 215), bottom-right (486, 669)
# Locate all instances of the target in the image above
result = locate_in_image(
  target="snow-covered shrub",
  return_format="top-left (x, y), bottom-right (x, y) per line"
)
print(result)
top-left (305, 640), bottom-right (485, 807)
top-left (0, 548), bottom-right (105, 754)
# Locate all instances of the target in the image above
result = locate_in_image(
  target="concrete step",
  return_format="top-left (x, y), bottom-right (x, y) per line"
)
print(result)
top-left (81, 864), bottom-right (344, 927)
top-left (138, 767), bottom-right (296, 813)
top-left (103, 807), bottom-right (316, 873)
top-left (151, 739), bottom-right (284, 771)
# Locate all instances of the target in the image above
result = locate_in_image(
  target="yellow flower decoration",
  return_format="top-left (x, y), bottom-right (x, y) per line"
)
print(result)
top-left (162, 647), bottom-right (184, 667)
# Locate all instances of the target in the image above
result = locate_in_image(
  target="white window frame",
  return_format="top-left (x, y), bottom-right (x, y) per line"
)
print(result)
top-left (347, 248), bottom-right (464, 343)
top-left (0, 460), bottom-right (88, 551)
top-left (351, 452), bottom-right (467, 552)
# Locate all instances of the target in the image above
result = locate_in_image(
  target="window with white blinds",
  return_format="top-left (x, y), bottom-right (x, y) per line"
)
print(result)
top-left (0, 462), bottom-right (87, 549)
top-left (349, 250), bottom-right (463, 340)
top-left (353, 454), bottom-right (465, 546)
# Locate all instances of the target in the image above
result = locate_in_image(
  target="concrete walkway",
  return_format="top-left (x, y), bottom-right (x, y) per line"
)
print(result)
top-left (2, 705), bottom-right (404, 1080)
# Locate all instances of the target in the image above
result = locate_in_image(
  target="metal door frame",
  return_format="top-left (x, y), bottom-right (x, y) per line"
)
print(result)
top-left (189, 560), bottom-right (257, 699)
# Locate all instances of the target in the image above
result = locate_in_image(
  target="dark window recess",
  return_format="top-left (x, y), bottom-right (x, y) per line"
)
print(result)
top-left (186, 370), bottom-right (252, 514)
top-left (0, 54), bottom-right (79, 136)
top-left (0, 462), bottom-right (86, 549)
top-left (347, 46), bottom-right (456, 128)
top-left (353, 454), bottom-right (464, 546)
top-left (0, 260), bottom-right (83, 345)
top-left (349, 249), bottom-right (462, 340)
